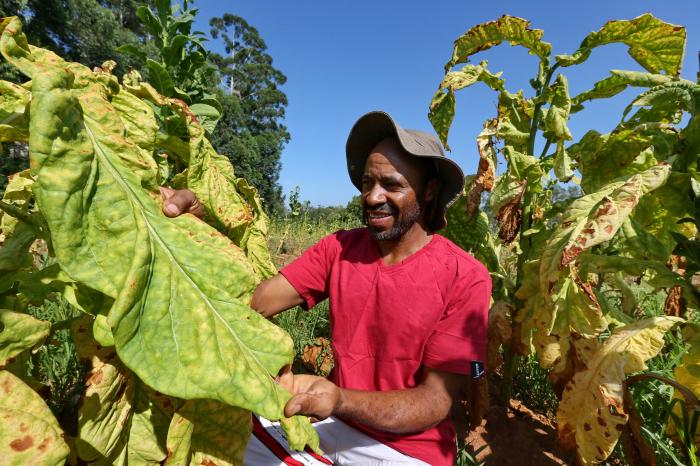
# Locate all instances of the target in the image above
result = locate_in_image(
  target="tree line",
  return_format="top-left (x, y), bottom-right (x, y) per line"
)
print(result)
top-left (0, 0), bottom-right (289, 213)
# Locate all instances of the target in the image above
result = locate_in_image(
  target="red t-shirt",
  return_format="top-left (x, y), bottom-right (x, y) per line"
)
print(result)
top-left (281, 228), bottom-right (490, 466)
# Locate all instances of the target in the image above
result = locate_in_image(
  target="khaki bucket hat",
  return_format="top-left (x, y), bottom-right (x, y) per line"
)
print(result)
top-left (346, 110), bottom-right (465, 231)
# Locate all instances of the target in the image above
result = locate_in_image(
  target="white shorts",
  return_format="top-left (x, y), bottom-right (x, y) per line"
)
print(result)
top-left (244, 416), bottom-right (431, 466)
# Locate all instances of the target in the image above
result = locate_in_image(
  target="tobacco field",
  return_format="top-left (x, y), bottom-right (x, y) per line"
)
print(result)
top-left (1, 4), bottom-right (700, 466)
top-left (433, 13), bottom-right (700, 466)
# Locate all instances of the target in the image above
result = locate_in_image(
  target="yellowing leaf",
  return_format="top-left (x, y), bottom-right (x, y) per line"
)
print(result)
top-left (447, 15), bottom-right (551, 71)
top-left (571, 70), bottom-right (672, 112)
top-left (165, 400), bottom-right (251, 466)
top-left (556, 14), bottom-right (686, 76)
top-left (0, 79), bottom-right (30, 142)
top-left (542, 74), bottom-right (572, 142)
top-left (557, 316), bottom-right (682, 464)
top-left (0, 370), bottom-right (69, 465)
top-left (0, 15), bottom-right (319, 452)
top-left (540, 164), bottom-right (670, 291)
top-left (0, 309), bottom-right (49, 366)
top-left (428, 62), bottom-right (504, 148)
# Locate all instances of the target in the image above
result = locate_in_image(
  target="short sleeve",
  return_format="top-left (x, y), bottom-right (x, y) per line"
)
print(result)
top-left (280, 232), bottom-right (340, 310)
top-left (422, 264), bottom-right (491, 376)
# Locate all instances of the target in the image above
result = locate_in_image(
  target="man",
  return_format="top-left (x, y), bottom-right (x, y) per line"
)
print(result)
top-left (163, 111), bottom-right (490, 465)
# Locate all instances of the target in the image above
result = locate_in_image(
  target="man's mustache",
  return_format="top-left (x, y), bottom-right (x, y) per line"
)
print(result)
top-left (363, 204), bottom-right (397, 216)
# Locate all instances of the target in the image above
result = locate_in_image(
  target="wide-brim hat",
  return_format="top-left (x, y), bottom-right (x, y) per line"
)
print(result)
top-left (346, 110), bottom-right (465, 231)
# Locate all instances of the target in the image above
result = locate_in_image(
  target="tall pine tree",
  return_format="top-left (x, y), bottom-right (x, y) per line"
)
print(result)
top-left (209, 14), bottom-right (289, 214)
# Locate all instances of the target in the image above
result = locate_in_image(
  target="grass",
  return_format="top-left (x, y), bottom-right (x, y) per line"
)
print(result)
top-left (26, 296), bottom-right (87, 436)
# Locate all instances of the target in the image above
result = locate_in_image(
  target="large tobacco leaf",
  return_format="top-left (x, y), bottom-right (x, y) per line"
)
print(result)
top-left (0, 370), bottom-right (70, 465)
top-left (556, 13), bottom-right (686, 76)
top-left (0, 15), bottom-right (318, 453)
top-left (557, 317), bottom-right (682, 464)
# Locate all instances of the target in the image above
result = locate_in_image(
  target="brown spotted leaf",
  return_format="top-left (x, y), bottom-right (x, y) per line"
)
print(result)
top-left (0, 370), bottom-right (69, 465)
top-left (557, 317), bottom-right (681, 464)
top-left (540, 164), bottom-right (671, 293)
top-left (447, 15), bottom-right (551, 70)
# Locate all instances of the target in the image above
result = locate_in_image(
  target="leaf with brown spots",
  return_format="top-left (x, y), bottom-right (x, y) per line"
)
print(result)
top-left (0, 309), bottom-right (50, 367)
top-left (557, 317), bottom-right (681, 464)
top-left (540, 164), bottom-right (670, 294)
top-left (0, 370), bottom-right (69, 465)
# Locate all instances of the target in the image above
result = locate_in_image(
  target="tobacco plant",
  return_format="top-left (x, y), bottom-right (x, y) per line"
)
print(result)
top-left (432, 14), bottom-right (700, 465)
top-left (0, 16), bottom-right (319, 465)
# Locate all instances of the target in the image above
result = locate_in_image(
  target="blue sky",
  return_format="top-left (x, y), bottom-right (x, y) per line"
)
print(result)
top-left (194, 0), bottom-right (700, 207)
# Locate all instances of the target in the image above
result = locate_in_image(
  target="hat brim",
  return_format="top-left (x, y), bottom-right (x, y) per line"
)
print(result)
top-left (346, 111), bottom-right (464, 230)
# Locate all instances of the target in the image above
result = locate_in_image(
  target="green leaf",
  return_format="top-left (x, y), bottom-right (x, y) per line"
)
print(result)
top-left (557, 316), bottom-right (682, 464)
top-left (446, 15), bottom-right (551, 71)
top-left (571, 70), bottom-right (672, 112)
top-left (136, 5), bottom-right (163, 37)
top-left (0, 309), bottom-right (50, 366)
top-left (553, 142), bottom-right (573, 182)
top-left (0, 169), bottom-right (34, 237)
top-left (146, 59), bottom-right (175, 97)
top-left (542, 74), bottom-right (572, 142)
top-left (497, 91), bottom-right (534, 153)
top-left (429, 61), bottom-right (505, 149)
top-left (428, 90), bottom-right (455, 149)
top-left (624, 80), bottom-right (700, 120)
top-left (0, 220), bottom-right (35, 273)
top-left (0, 370), bottom-right (70, 465)
top-left (165, 400), bottom-right (251, 466)
top-left (0, 79), bottom-right (30, 142)
top-left (569, 126), bottom-right (676, 194)
top-left (444, 197), bottom-right (500, 275)
top-left (556, 13), bottom-right (686, 76)
top-left (237, 178), bottom-right (278, 281)
top-left (115, 44), bottom-right (147, 62)
top-left (189, 102), bottom-right (221, 134)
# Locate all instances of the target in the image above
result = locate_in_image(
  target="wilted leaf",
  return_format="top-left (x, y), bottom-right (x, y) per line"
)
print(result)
top-left (553, 142), bottom-right (573, 182)
top-left (0, 169), bottom-right (34, 236)
top-left (556, 14), bottom-right (686, 76)
top-left (447, 15), bottom-right (551, 71)
top-left (429, 62), bottom-right (503, 148)
top-left (0, 309), bottom-right (49, 366)
top-left (571, 70), bottom-right (672, 112)
top-left (0, 370), bottom-right (70, 465)
top-left (540, 164), bottom-right (671, 291)
top-left (165, 400), bottom-right (251, 466)
top-left (497, 91), bottom-right (534, 153)
top-left (557, 317), bottom-right (682, 464)
top-left (542, 74), bottom-right (572, 142)
top-left (0, 79), bottom-right (30, 142)
top-left (465, 119), bottom-right (497, 219)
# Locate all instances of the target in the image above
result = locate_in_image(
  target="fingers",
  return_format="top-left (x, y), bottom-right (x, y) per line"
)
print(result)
top-left (159, 187), bottom-right (205, 218)
top-left (285, 394), bottom-right (325, 419)
top-left (276, 364), bottom-right (294, 392)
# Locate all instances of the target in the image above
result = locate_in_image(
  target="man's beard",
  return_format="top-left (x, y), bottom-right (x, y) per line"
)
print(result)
top-left (363, 201), bottom-right (422, 241)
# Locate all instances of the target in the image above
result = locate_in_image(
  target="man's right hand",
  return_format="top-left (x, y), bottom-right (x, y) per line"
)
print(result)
top-left (159, 187), bottom-right (205, 219)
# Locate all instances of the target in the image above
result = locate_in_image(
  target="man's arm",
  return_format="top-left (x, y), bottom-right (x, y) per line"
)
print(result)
top-left (251, 274), bottom-right (305, 318)
top-left (279, 367), bottom-right (465, 434)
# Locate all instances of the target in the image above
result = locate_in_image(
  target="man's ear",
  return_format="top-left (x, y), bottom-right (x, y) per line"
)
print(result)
top-left (424, 178), bottom-right (440, 203)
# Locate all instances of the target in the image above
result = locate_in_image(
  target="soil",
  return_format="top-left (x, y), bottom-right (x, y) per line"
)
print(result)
top-left (463, 400), bottom-right (576, 466)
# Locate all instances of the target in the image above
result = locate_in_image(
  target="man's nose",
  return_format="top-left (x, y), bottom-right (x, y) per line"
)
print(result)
top-left (364, 184), bottom-right (386, 206)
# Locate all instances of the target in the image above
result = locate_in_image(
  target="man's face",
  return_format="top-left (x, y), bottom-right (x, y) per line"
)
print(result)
top-left (360, 138), bottom-right (431, 241)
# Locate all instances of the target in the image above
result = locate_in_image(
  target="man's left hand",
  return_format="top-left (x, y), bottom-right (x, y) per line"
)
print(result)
top-left (279, 370), bottom-right (342, 420)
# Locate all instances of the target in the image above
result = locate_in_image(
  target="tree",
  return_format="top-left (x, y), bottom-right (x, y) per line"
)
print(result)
top-left (208, 14), bottom-right (289, 214)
